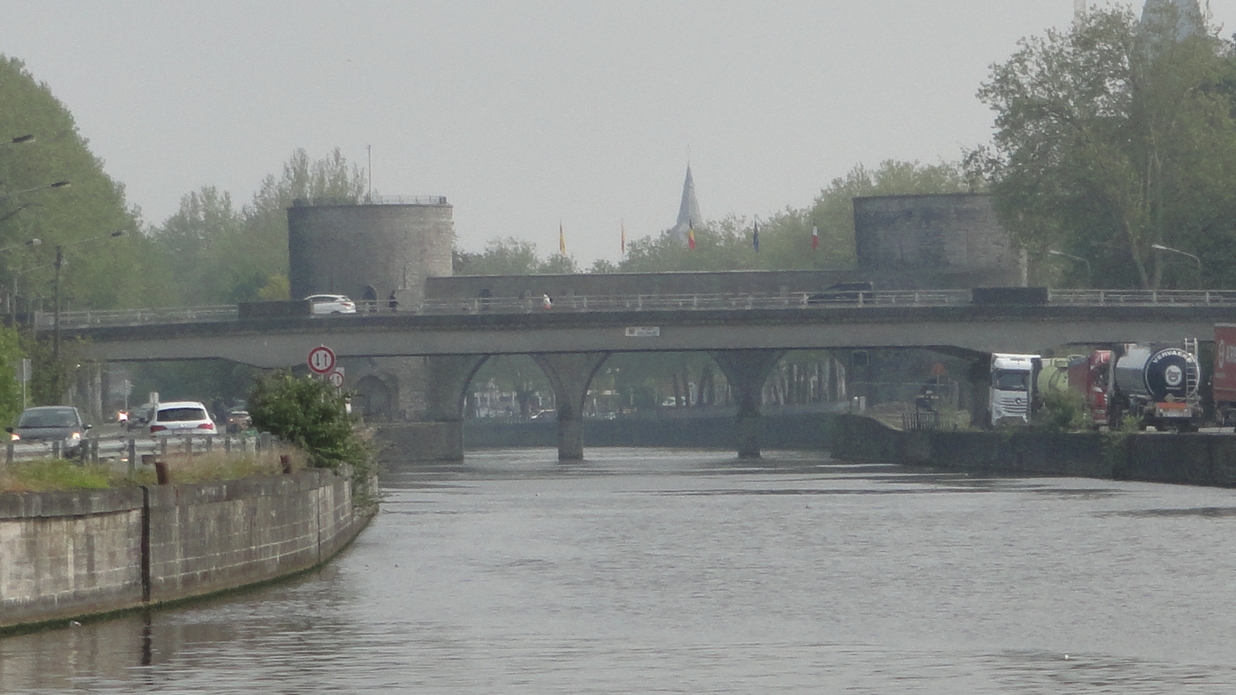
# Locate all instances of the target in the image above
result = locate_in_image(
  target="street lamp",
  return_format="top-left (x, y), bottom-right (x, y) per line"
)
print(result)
top-left (0, 180), bottom-right (70, 201)
top-left (51, 230), bottom-right (125, 401)
top-left (1150, 243), bottom-right (1202, 271)
top-left (2, 134), bottom-right (35, 147)
top-left (1046, 249), bottom-right (1092, 285)
top-left (0, 238), bottom-right (40, 254)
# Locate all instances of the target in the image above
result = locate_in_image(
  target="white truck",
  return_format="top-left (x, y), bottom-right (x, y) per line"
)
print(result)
top-left (989, 353), bottom-right (1037, 427)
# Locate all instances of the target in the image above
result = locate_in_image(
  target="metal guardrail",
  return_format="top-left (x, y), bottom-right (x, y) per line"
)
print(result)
top-left (39, 289), bottom-right (1236, 329)
top-left (3, 433), bottom-right (275, 466)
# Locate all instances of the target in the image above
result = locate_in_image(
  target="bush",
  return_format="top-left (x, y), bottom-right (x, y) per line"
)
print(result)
top-left (247, 371), bottom-right (372, 477)
top-left (1035, 388), bottom-right (1091, 432)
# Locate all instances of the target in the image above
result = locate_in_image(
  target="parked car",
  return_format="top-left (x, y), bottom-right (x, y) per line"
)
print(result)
top-left (305, 294), bottom-right (357, 315)
top-left (225, 408), bottom-right (253, 434)
top-left (147, 401), bottom-right (217, 436)
top-left (7, 406), bottom-right (90, 456)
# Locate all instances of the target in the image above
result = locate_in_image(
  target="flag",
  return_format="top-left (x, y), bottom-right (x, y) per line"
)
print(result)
top-left (688, 219), bottom-right (696, 250)
top-left (811, 225), bottom-right (819, 251)
top-left (621, 219), bottom-right (626, 255)
top-left (752, 218), bottom-right (760, 252)
top-left (559, 221), bottom-right (566, 255)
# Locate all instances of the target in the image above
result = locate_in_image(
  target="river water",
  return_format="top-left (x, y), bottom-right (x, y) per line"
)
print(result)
top-left (4, 447), bottom-right (1236, 693)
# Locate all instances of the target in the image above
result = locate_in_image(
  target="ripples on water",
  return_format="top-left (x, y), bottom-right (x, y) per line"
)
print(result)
top-left (4, 448), bottom-right (1236, 693)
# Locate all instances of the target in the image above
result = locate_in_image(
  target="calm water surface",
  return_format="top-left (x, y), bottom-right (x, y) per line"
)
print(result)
top-left (4, 448), bottom-right (1236, 693)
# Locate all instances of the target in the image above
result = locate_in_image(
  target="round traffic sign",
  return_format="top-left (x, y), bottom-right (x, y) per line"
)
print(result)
top-left (307, 345), bottom-right (336, 375)
top-left (328, 370), bottom-right (345, 388)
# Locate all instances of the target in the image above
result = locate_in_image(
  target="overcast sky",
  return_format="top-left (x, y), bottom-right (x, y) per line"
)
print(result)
top-left (2, 1), bottom-right (1233, 267)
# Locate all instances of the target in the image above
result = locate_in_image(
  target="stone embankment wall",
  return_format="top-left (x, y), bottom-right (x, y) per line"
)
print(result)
top-left (0, 469), bottom-right (372, 631)
top-left (833, 414), bottom-right (1236, 487)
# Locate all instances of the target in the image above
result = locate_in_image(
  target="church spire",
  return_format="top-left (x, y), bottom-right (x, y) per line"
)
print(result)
top-left (669, 165), bottom-right (703, 245)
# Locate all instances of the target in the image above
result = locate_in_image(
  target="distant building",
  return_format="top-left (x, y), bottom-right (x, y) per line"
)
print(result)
top-left (667, 165), bottom-right (703, 245)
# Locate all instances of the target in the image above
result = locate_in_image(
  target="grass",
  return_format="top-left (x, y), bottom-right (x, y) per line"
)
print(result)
top-left (0, 444), bottom-right (308, 493)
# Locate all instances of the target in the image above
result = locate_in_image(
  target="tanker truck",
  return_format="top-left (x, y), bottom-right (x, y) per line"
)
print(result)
top-left (1110, 342), bottom-right (1201, 432)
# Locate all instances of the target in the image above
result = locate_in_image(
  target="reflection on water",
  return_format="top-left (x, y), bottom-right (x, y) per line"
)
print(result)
top-left (4, 448), bottom-right (1236, 693)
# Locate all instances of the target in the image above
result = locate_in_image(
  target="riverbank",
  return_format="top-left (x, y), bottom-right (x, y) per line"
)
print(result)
top-left (832, 414), bottom-right (1236, 487)
top-left (0, 467), bottom-right (375, 633)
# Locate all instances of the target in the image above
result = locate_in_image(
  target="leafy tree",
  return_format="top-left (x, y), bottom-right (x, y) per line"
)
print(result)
top-left (248, 370), bottom-right (371, 475)
top-left (967, 4), bottom-right (1236, 289)
top-left (0, 55), bottom-right (145, 312)
top-left (455, 237), bottom-right (580, 275)
top-left (146, 148), bottom-right (367, 305)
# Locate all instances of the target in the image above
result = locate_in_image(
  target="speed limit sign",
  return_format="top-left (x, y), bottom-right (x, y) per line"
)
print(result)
top-left (328, 370), bottom-right (345, 388)
top-left (307, 345), bottom-right (336, 375)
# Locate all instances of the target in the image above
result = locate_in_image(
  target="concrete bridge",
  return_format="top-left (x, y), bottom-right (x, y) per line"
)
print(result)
top-left (62, 289), bottom-right (1236, 461)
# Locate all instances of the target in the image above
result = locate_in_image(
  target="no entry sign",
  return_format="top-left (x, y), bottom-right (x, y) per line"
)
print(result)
top-left (307, 345), bottom-right (336, 375)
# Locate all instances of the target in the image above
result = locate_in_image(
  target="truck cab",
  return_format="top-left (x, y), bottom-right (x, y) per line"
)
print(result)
top-left (989, 353), bottom-right (1037, 427)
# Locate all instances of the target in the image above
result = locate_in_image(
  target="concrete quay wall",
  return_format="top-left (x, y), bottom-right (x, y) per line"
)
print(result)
top-left (833, 414), bottom-right (1236, 487)
top-left (0, 469), bottom-right (372, 631)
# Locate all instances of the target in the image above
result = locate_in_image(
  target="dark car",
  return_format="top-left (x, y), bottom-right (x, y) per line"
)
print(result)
top-left (7, 406), bottom-right (90, 456)
top-left (808, 281), bottom-right (875, 304)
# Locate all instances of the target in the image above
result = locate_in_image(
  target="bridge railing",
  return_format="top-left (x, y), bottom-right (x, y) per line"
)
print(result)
top-left (1048, 289), bottom-right (1236, 305)
top-left (42, 288), bottom-right (1236, 329)
top-left (36, 305), bottom-right (238, 329)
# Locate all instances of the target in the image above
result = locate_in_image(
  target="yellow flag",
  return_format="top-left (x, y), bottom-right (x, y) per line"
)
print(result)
top-left (559, 221), bottom-right (566, 255)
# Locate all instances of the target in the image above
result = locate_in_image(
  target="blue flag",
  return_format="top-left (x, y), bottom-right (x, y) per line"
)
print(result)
top-left (753, 219), bottom-right (760, 252)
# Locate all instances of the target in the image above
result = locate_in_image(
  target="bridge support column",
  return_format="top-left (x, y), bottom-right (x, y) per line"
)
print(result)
top-left (531, 352), bottom-right (609, 461)
top-left (424, 355), bottom-right (489, 461)
top-left (711, 349), bottom-right (785, 459)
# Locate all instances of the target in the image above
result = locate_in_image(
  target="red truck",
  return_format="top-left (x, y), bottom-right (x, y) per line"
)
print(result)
top-left (1214, 324), bottom-right (1236, 427)
top-left (1068, 349), bottom-right (1112, 428)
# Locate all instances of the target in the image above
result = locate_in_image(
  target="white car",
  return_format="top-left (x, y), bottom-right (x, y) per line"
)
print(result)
top-left (305, 294), bottom-right (357, 315)
top-left (147, 401), bottom-right (217, 436)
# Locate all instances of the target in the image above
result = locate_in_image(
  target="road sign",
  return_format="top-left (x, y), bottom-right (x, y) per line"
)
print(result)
top-left (308, 345), bottom-right (336, 375)
top-left (328, 370), bottom-right (345, 388)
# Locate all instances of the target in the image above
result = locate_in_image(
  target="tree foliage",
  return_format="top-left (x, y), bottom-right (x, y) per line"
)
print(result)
top-left (454, 237), bottom-right (581, 275)
top-left (248, 370), bottom-right (370, 472)
top-left (967, 4), bottom-right (1236, 289)
top-left (145, 148), bottom-right (367, 305)
top-left (0, 55), bottom-right (145, 313)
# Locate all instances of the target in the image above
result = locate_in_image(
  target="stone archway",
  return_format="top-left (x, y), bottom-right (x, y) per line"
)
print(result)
top-left (353, 374), bottom-right (393, 420)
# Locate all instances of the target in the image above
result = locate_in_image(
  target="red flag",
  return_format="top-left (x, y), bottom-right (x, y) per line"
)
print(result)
top-left (812, 224), bottom-right (819, 251)
top-left (688, 220), bottom-right (696, 250)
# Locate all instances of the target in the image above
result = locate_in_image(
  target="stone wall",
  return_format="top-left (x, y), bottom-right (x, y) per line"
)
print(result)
top-left (853, 193), bottom-right (1023, 286)
top-left (426, 267), bottom-right (1015, 302)
top-left (0, 469), bottom-right (371, 632)
top-left (287, 201), bottom-right (453, 304)
top-left (833, 414), bottom-right (1236, 487)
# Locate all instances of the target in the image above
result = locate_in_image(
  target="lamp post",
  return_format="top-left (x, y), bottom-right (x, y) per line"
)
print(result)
top-left (0, 180), bottom-right (70, 201)
top-left (1150, 243), bottom-right (1202, 271)
top-left (0, 238), bottom-right (40, 254)
top-left (1, 134), bottom-right (35, 147)
top-left (51, 230), bottom-right (125, 402)
top-left (1046, 249), bottom-right (1092, 285)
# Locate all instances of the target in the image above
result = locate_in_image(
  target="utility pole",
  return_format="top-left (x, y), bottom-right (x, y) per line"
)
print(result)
top-left (52, 244), bottom-right (62, 401)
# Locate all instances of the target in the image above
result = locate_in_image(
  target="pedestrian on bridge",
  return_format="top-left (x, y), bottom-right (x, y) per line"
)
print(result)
top-left (388, 290), bottom-right (399, 312)
top-left (542, 294), bottom-right (553, 310)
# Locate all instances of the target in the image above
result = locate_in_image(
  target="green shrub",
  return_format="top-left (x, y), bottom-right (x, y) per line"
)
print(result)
top-left (2, 459), bottom-right (116, 491)
top-left (247, 371), bottom-right (374, 489)
top-left (1035, 388), bottom-right (1091, 432)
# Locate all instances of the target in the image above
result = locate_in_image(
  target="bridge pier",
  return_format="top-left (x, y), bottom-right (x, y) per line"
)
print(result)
top-left (711, 349), bottom-right (786, 458)
top-left (423, 355), bottom-right (490, 461)
top-left (531, 352), bottom-right (609, 461)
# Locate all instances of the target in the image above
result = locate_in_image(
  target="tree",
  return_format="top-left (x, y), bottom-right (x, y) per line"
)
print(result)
top-left (248, 370), bottom-right (370, 474)
top-left (0, 55), bottom-right (145, 312)
top-left (967, 5), bottom-right (1236, 289)
top-left (455, 237), bottom-right (580, 275)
